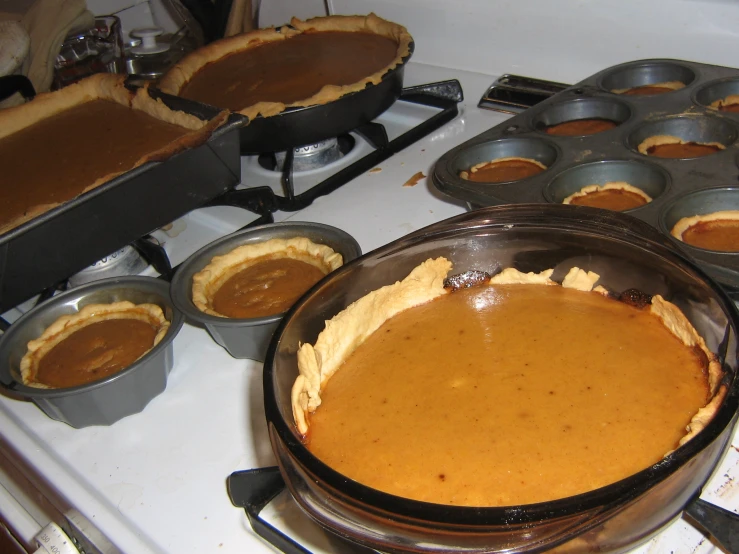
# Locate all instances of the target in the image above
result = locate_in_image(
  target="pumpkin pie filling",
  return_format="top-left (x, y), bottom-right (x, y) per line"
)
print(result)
top-left (292, 260), bottom-right (723, 507)
top-left (212, 256), bottom-right (330, 318)
top-left (710, 95), bottom-right (739, 113)
top-left (159, 14), bottom-right (412, 120)
top-left (459, 157), bottom-right (546, 183)
top-left (545, 118), bottom-right (617, 136)
top-left (192, 237), bottom-right (343, 318)
top-left (21, 302), bottom-right (170, 389)
top-left (0, 74), bottom-right (226, 235)
top-left (637, 135), bottom-right (724, 159)
top-left (179, 32), bottom-right (399, 112)
top-left (563, 182), bottom-right (652, 211)
top-left (614, 81), bottom-right (685, 96)
top-left (671, 211), bottom-right (739, 252)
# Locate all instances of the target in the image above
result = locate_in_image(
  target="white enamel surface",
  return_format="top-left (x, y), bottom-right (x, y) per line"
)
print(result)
top-left (2, 28), bottom-right (739, 552)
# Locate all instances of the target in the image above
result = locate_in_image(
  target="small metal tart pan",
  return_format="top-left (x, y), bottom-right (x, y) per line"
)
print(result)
top-left (532, 96), bottom-right (631, 134)
top-left (626, 114), bottom-right (737, 157)
top-left (597, 60), bottom-right (696, 94)
top-left (170, 222), bottom-right (361, 361)
top-left (0, 277), bottom-right (184, 428)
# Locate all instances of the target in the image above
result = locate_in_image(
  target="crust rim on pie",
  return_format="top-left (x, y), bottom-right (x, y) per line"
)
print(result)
top-left (671, 210), bottom-right (739, 243)
top-left (291, 259), bottom-right (724, 455)
top-left (192, 237), bottom-right (343, 318)
top-left (636, 134), bottom-right (725, 156)
top-left (20, 301), bottom-right (170, 389)
top-left (709, 94), bottom-right (739, 110)
top-left (611, 81), bottom-right (686, 94)
top-left (158, 13), bottom-right (413, 121)
top-left (562, 182), bottom-right (653, 205)
top-left (459, 157), bottom-right (547, 181)
top-left (0, 73), bottom-right (228, 236)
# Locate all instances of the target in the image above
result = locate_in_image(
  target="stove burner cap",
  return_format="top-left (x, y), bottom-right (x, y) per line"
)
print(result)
top-left (68, 245), bottom-right (149, 287)
top-left (274, 138), bottom-right (343, 172)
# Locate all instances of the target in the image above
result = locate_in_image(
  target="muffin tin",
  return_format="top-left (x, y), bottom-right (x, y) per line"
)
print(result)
top-left (432, 58), bottom-right (739, 289)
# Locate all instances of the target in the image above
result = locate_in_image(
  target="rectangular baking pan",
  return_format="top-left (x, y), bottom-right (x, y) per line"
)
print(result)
top-left (0, 89), bottom-right (246, 313)
top-left (432, 58), bottom-right (739, 289)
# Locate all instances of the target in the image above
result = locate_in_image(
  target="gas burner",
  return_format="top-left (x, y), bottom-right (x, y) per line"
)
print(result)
top-left (260, 135), bottom-right (356, 172)
top-left (68, 245), bottom-right (149, 287)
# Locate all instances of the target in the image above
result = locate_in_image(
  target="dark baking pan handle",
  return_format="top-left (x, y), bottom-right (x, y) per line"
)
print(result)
top-left (228, 467), bottom-right (312, 554)
top-left (685, 496), bottom-right (739, 554)
top-left (0, 75), bottom-right (35, 102)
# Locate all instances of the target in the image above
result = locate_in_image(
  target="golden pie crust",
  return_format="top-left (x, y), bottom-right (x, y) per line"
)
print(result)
top-left (671, 210), bottom-right (739, 243)
top-left (459, 157), bottom-right (547, 181)
top-left (291, 259), bottom-right (724, 452)
top-left (709, 95), bottom-right (739, 110)
top-left (562, 182), bottom-right (652, 206)
top-left (612, 81), bottom-right (685, 94)
top-left (20, 302), bottom-right (170, 389)
top-left (0, 73), bottom-right (228, 236)
top-left (192, 237), bottom-right (343, 318)
top-left (158, 13), bottom-right (412, 121)
top-left (637, 135), bottom-right (725, 156)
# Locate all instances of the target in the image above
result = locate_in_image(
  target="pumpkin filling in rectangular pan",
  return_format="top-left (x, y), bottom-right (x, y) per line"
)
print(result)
top-left (292, 259), bottom-right (724, 506)
top-left (0, 73), bottom-right (227, 235)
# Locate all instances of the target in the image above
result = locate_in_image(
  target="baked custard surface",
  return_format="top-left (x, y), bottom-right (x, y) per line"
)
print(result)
top-left (459, 157), bottom-right (546, 183)
top-left (192, 237), bottom-right (343, 318)
top-left (159, 14), bottom-right (412, 120)
top-left (672, 211), bottom-right (739, 252)
top-left (21, 302), bottom-right (170, 389)
top-left (293, 260), bottom-right (723, 506)
top-left (545, 118), bottom-right (617, 136)
top-left (563, 183), bottom-right (652, 211)
top-left (0, 74), bottom-right (226, 235)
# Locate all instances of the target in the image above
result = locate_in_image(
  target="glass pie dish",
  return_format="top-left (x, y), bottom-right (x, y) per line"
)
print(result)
top-left (263, 203), bottom-right (739, 553)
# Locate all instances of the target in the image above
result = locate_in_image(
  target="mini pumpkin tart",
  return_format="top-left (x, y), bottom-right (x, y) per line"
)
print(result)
top-left (637, 135), bottom-right (725, 158)
top-left (158, 14), bottom-right (412, 121)
top-left (192, 237), bottom-right (343, 319)
top-left (21, 302), bottom-right (170, 389)
top-left (459, 157), bottom-right (547, 183)
top-left (709, 94), bottom-right (739, 113)
top-left (612, 81), bottom-right (685, 96)
top-left (292, 259), bottom-right (724, 506)
top-left (671, 210), bottom-right (739, 252)
top-left (544, 118), bottom-right (618, 136)
top-left (562, 182), bottom-right (652, 211)
top-left (0, 73), bottom-right (227, 236)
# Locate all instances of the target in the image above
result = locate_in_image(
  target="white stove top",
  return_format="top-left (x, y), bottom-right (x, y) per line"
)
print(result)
top-left (1, 62), bottom-right (738, 554)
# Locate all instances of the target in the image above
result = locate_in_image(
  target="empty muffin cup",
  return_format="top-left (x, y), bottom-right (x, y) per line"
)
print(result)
top-left (0, 277), bottom-right (184, 428)
top-left (695, 78), bottom-right (739, 113)
top-left (545, 160), bottom-right (669, 212)
top-left (170, 222), bottom-right (362, 361)
top-left (599, 60), bottom-right (695, 96)
top-left (661, 187), bottom-right (739, 253)
top-left (534, 97), bottom-right (631, 136)
top-left (454, 138), bottom-right (558, 184)
top-left (627, 115), bottom-right (736, 158)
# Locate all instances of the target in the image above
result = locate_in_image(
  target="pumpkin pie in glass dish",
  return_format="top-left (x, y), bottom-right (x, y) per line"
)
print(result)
top-left (158, 13), bottom-right (413, 121)
top-left (292, 259), bottom-right (724, 506)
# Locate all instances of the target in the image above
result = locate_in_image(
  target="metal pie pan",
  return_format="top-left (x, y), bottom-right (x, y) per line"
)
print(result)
top-left (694, 77), bottom-right (739, 110)
top-left (626, 114), bottom-right (738, 157)
top-left (532, 96), bottom-right (631, 135)
top-left (598, 60), bottom-right (696, 94)
top-left (0, 277), bottom-right (184, 428)
top-left (170, 222), bottom-right (362, 361)
top-left (544, 159), bottom-right (670, 208)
